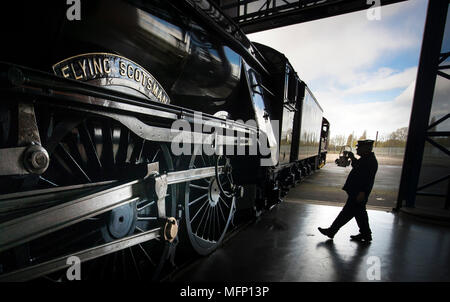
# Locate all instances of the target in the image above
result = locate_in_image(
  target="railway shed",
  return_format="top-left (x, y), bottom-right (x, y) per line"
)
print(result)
top-left (0, 0), bottom-right (449, 288)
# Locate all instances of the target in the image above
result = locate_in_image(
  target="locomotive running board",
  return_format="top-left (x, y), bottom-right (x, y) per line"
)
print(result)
top-left (0, 163), bottom-right (223, 253)
top-left (0, 63), bottom-right (259, 144)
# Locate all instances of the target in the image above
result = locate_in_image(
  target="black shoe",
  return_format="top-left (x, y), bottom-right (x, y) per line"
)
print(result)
top-left (350, 233), bottom-right (372, 242)
top-left (318, 227), bottom-right (335, 239)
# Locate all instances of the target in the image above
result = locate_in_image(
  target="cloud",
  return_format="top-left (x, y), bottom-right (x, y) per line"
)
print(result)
top-left (317, 81), bottom-right (416, 139)
top-left (249, 0), bottom-right (424, 83)
top-left (248, 0), bottom-right (427, 138)
top-left (343, 66), bottom-right (418, 95)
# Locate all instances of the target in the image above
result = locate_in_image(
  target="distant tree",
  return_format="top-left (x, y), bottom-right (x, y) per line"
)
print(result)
top-left (383, 127), bottom-right (408, 147)
top-left (328, 134), bottom-right (347, 151)
top-left (359, 130), bottom-right (367, 140)
top-left (346, 133), bottom-right (354, 147)
top-left (376, 134), bottom-right (388, 147)
top-left (389, 127), bottom-right (408, 141)
top-left (335, 135), bottom-right (346, 147)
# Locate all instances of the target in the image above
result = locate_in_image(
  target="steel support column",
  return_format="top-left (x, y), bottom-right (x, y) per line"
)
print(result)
top-left (396, 0), bottom-right (449, 209)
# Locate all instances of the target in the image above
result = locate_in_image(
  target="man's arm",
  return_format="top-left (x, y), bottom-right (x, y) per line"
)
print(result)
top-left (348, 152), bottom-right (359, 168)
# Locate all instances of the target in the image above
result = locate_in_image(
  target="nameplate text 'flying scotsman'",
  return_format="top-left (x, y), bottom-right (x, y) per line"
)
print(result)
top-left (52, 53), bottom-right (170, 104)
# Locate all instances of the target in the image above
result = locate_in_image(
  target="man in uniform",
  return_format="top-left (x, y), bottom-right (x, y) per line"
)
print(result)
top-left (318, 139), bottom-right (378, 242)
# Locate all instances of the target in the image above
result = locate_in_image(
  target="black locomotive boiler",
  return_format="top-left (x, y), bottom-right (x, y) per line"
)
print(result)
top-left (0, 0), bottom-right (330, 280)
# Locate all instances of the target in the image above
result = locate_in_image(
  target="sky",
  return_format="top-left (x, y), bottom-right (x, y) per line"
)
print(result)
top-left (248, 0), bottom-right (429, 140)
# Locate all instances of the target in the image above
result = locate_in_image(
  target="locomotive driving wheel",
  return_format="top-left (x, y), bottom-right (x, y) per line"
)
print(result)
top-left (183, 151), bottom-right (236, 255)
top-left (0, 105), bottom-right (177, 280)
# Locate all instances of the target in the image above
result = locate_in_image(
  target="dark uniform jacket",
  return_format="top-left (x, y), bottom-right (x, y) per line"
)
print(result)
top-left (342, 152), bottom-right (378, 200)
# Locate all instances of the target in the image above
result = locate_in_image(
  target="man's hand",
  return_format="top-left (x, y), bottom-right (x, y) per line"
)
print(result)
top-left (347, 152), bottom-right (355, 160)
top-left (356, 192), bottom-right (365, 203)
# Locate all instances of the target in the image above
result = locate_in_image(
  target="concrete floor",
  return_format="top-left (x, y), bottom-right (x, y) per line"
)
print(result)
top-left (286, 164), bottom-right (402, 209)
top-left (172, 201), bottom-right (450, 282)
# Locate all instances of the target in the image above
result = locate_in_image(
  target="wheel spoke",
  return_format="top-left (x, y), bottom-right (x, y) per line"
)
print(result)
top-left (130, 136), bottom-right (144, 164)
top-left (151, 148), bottom-right (161, 163)
top-left (211, 206), bottom-right (216, 240)
top-left (189, 184), bottom-right (208, 190)
top-left (215, 206), bottom-right (221, 237)
top-left (185, 154), bottom-right (235, 254)
top-left (64, 132), bottom-right (83, 168)
top-left (116, 126), bottom-right (129, 164)
top-left (121, 250), bottom-right (127, 279)
top-left (137, 200), bottom-right (155, 212)
top-left (189, 193), bottom-right (208, 207)
top-left (110, 252), bottom-right (119, 278)
top-left (137, 216), bottom-right (157, 221)
top-left (38, 111), bottom-right (54, 146)
top-left (194, 201), bottom-right (210, 234)
top-left (100, 123), bottom-right (115, 168)
top-left (217, 199), bottom-right (227, 223)
top-left (46, 118), bottom-right (84, 153)
top-left (201, 155), bottom-right (208, 168)
top-left (57, 143), bottom-right (92, 183)
top-left (201, 206), bottom-right (212, 239)
top-left (78, 121), bottom-right (102, 174)
top-left (205, 206), bottom-right (212, 240)
top-left (219, 196), bottom-right (230, 209)
top-left (129, 247), bottom-right (141, 279)
top-left (39, 176), bottom-right (58, 187)
top-left (190, 197), bottom-right (209, 224)
top-left (138, 243), bottom-right (155, 266)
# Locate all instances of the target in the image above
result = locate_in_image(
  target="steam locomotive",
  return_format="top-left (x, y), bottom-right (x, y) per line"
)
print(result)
top-left (0, 0), bottom-right (329, 280)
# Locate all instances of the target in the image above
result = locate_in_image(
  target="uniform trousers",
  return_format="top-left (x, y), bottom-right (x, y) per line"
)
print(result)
top-left (329, 193), bottom-right (371, 236)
